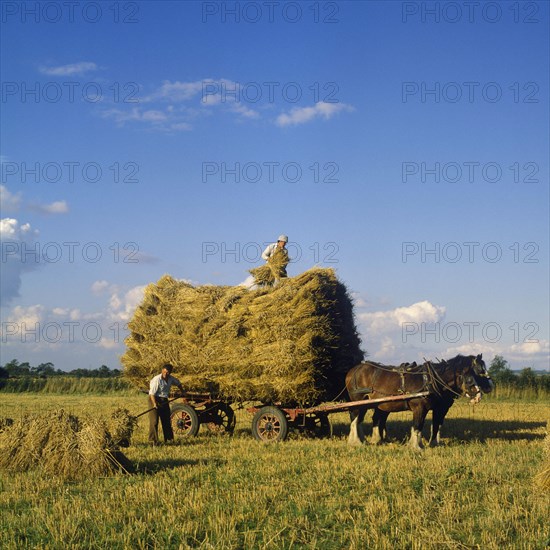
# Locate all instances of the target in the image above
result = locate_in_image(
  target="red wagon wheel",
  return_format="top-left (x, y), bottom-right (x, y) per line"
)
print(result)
top-left (251, 406), bottom-right (288, 442)
top-left (170, 404), bottom-right (200, 438)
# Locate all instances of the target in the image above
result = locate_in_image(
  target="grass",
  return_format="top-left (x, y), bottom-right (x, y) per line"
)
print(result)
top-left (0, 394), bottom-right (548, 549)
top-left (0, 376), bottom-right (134, 394)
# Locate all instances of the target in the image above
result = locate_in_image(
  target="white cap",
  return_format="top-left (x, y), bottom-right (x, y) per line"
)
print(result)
top-left (277, 235), bottom-right (288, 243)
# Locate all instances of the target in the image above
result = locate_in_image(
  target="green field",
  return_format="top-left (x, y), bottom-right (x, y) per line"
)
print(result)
top-left (0, 393), bottom-right (548, 549)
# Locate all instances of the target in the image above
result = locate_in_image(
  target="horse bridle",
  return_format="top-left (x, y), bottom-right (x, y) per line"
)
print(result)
top-left (425, 358), bottom-right (485, 402)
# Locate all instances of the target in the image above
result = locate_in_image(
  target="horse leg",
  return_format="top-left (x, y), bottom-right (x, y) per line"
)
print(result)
top-left (409, 406), bottom-right (427, 451)
top-left (379, 410), bottom-right (389, 442)
top-left (371, 408), bottom-right (389, 444)
top-left (348, 406), bottom-right (366, 446)
top-left (429, 401), bottom-right (451, 447)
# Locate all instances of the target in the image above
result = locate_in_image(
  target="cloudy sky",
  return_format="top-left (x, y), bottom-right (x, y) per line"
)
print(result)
top-left (1, 1), bottom-right (548, 372)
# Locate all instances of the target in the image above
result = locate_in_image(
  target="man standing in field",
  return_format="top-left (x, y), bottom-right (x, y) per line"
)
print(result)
top-left (148, 363), bottom-right (185, 445)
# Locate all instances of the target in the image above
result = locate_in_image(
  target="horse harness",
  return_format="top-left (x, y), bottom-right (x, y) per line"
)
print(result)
top-left (350, 360), bottom-right (466, 398)
top-left (351, 361), bottom-right (431, 396)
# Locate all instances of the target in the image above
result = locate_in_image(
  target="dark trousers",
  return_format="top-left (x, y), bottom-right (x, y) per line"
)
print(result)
top-left (148, 397), bottom-right (174, 443)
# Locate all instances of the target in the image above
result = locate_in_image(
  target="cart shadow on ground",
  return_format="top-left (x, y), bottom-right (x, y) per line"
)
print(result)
top-left (330, 418), bottom-right (547, 443)
top-left (131, 455), bottom-right (228, 475)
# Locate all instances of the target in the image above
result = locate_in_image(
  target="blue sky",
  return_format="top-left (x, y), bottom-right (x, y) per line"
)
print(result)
top-left (1, 0), bottom-right (548, 372)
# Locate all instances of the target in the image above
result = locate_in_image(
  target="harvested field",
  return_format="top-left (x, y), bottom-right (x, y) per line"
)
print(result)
top-left (0, 393), bottom-right (547, 549)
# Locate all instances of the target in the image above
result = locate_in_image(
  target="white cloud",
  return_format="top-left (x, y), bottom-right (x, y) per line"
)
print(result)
top-left (507, 340), bottom-right (550, 370)
top-left (141, 110), bottom-right (168, 122)
top-left (97, 283), bottom-right (147, 323)
top-left (109, 293), bottom-right (122, 311)
top-left (443, 343), bottom-right (496, 359)
top-left (275, 102), bottom-right (355, 127)
top-left (100, 78), bottom-right (355, 132)
top-left (230, 103), bottom-right (260, 119)
top-left (0, 185), bottom-right (22, 211)
top-left (358, 300), bottom-right (446, 334)
top-left (6, 304), bottom-right (45, 326)
top-left (169, 122), bottom-right (193, 131)
top-left (0, 217), bottom-right (34, 238)
top-left (100, 107), bottom-right (169, 125)
top-left (349, 292), bottom-right (549, 370)
top-left (30, 200), bottom-right (69, 215)
top-left (91, 280), bottom-right (110, 295)
top-left (101, 78), bottom-right (265, 132)
top-left (69, 309), bottom-right (82, 321)
top-left (0, 283), bottom-right (146, 362)
top-left (145, 80), bottom-right (204, 102)
top-left (1, 185), bottom-right (69, 215)
top-left (116, 285), bottom-right (147, 321)
top-left (39, 62), bottom-right (98, 76)
top-left (0, 218), bottom-right (40, 303)
top-left (510, 340), bottom-right (549, 356)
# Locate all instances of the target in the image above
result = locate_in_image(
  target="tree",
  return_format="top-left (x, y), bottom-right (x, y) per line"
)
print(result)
top-left (35, 362), bottom-right (56, 376)
top-left (489, 355), bottom-right (508, 376)
top-left (98, 365), bottom-right (111, 377)
top-left (517, 367), bottom-right (537, 388)
top-left (489, 355), bottom-right (517, 385)
top-left (4, 359), bottom-right (31, 377)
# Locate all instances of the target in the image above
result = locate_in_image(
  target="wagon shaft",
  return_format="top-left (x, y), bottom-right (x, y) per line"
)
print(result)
top-left (305, 391), bottom-right (431, 415)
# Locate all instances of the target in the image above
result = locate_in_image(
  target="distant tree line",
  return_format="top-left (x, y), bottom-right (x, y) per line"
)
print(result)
top-left (489, 355), bottom-right (549, 391)
top-left (1, 356), bottom-right (547, 390)
top-left (0, 359), bottom-right (121, 379)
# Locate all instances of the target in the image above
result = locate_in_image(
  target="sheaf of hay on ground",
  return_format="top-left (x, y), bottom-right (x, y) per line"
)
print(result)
top-left (108, 407), bottom-right (138, 448)
top-left (122, 268), bottom-right (364, 404)
top-left (0, 409), bottom-right (133, 479)
top-left (534, 429), bottom-right (550, 492)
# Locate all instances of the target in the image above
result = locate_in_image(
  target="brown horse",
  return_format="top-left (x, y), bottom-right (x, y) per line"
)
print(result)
top-left (345, 354), bottom-right (494, 449)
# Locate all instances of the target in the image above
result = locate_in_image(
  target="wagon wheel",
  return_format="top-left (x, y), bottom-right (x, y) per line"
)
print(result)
top-left (251, 406), bottom-right (288, 442)
top-left (204, 403), bottom-right (236, 434)
top-left (170, 404), bottom-right (200, 438)
top-left (302, 413), bottom-right (332, 439)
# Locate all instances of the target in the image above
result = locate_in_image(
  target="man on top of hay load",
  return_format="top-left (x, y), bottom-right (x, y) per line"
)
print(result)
top-left (262, 234), bottom-right (290, 279)
top-left (148, 363), bottom-right (184, 445)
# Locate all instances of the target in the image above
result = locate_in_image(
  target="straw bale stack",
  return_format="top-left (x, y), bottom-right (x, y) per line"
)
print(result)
top-left (0, 409), bottom-right (133, 479)
top-left (122, 268), bottom-right (364, 404)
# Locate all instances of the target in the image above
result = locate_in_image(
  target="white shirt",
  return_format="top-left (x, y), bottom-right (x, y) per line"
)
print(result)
top-left (262, 243), bottom-right (287, 261)
top-left (149, 373), bottom-right (181, 398)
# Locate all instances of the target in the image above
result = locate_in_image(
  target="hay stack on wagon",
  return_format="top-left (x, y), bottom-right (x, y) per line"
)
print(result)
top-left (0, 410), bottom-right (133, 479)
top-left (122, 268), bottom-right (364, 404)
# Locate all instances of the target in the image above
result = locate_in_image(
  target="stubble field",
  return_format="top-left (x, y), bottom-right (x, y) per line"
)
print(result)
top-left (0, 393), bottom-right (548, 549)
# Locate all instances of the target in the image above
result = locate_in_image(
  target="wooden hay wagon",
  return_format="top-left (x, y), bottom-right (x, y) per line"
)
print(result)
top-left (169, 391), bottom-right (430, 442)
